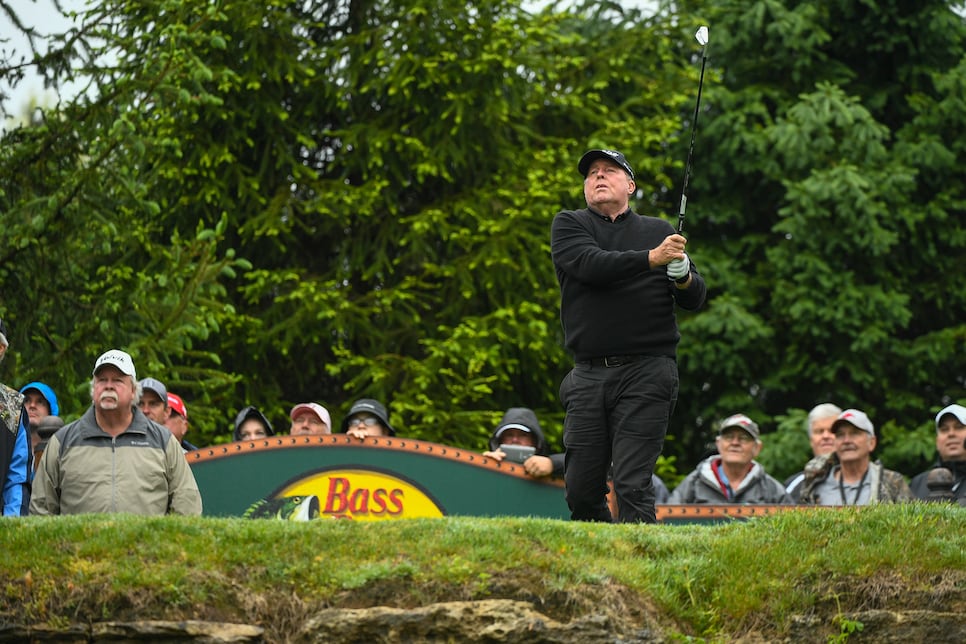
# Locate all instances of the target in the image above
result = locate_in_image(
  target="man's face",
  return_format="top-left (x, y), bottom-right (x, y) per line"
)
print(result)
top-left (834, 424), bottom-right (876, 466)
top-left (498, 428), bottom-right (536, 447)
top-left (290, 410), bottom-right (329, 436)
top-left (583, 159), bottom-right (634, 212)
top-left (715, 428), bottom-right (761, 467)
top-left (139, 390), bottom-right (170, 423)
top-left (23, 390), bottom-right (52, 426)
top-left (936, 414), bottom-right (966, 462)
top-left (809, 416), bottom-right (837, 457)
top-left (93, 366), bottom-right (135, 413)
top-left (165, 412), bottom-right (188, 441)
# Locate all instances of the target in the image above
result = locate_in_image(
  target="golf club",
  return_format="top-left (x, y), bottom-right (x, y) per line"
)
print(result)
top-left (677, 25), bottom-right (709, 234)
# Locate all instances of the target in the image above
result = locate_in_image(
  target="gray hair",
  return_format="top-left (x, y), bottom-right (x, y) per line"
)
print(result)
top-left (806, 403), bottom-right (842, 437)
top-left (89, 376), bottom-right (142, 407)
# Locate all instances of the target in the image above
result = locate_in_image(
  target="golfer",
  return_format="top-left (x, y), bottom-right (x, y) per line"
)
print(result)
top-left (551, 149), bottom-right (707, 523)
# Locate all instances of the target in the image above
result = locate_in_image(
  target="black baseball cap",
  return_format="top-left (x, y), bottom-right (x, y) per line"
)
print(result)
top-left (578, 149), bottom-right (635, 179)
top-left (0, 316), bottom-right (7, 339)
top-left (341, 398), bottom-right (396, 436)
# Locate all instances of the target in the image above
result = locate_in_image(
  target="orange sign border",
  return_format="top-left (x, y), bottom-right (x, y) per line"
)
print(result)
top-left (187, 435), bottom-right (562, 486)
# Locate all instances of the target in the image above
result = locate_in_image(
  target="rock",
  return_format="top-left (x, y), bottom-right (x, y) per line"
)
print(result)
top-left (295, 598), bottom-right (665, 643)
top-left (845, 610), bottom-right (966, 643)
top-left (787, 609), bottom-right (966, 643)
top-left (91, 620), bottom-right (264, 642)
top-left (0, 621), bottom-right (263, 643)
top-left (0, 623), bottom-right (88, 642)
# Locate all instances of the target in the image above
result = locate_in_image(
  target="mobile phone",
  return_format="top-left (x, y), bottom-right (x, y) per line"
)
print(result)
top-left (499, 444), bottom-right (536, 464)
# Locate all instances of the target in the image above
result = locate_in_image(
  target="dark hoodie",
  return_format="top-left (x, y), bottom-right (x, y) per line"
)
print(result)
top-left (489, 407), bottom-right (564, 477)
top-left (232, 406), bottom-right (275, 441)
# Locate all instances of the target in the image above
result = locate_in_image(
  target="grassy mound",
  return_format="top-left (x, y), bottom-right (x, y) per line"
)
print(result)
top-left (3, 504), bottom-right (963, 641)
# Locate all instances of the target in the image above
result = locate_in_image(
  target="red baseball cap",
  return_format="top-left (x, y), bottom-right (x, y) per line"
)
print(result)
top-left (167, 392), bottom-right (188, 419)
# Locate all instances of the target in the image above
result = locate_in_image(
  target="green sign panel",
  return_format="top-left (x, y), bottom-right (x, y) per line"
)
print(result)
top-left (188, 435), bottom-right (570, 520)
top-left (188, 435), bottom-right (795, 524)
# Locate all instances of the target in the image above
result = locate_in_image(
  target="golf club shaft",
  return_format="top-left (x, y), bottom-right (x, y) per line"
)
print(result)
top-left (677, 48), bottom-right (708, 234)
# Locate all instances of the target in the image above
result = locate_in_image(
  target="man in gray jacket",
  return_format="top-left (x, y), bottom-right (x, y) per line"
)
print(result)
top-left (668, 413), bottom-right (792, 505)
top-left (30, 349), bottom-right (202, 516)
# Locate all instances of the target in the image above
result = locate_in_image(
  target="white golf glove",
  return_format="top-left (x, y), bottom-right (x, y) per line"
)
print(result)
top-left (666, 254), bottom-right (690, 280)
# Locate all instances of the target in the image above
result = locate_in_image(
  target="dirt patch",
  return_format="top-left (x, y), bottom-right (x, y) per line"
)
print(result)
top-left (816, 569), bottom-right (966, 614)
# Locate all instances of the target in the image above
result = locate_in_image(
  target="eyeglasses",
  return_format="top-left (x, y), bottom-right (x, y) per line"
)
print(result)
top-left (348, 416), bottom-right (381, 428)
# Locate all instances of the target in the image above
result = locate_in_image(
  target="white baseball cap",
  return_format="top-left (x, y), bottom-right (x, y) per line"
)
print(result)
top-left (93, 349), bottom-right (137, 380)
top-left (290, 402), bottom-right (331, 428)
top-left (935, 404), bottom-right (966, 430)
top-left (831, 409), bottom-right (874, 436)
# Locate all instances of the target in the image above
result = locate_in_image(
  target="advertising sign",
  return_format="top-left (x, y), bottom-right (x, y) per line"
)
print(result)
top-left (188, 435), bottom-right (569, 520)
top-left (188, 435), bottom-right (793, 523)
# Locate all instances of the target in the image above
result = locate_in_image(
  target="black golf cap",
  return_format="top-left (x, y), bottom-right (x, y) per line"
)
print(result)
top-left (578, 149), bottom-right (635, 179)
top-left (0, 316), bottom-right (7, 340)
top-left (341, 398), bottom-right (396, 436)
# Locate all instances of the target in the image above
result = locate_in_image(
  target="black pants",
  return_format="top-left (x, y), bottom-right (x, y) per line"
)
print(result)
top-left (559, 356), bottom-right (678, 523)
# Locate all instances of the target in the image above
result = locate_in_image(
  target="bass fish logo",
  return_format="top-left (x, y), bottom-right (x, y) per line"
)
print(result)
top-left (244, 468), bottom-right (445, 521)
top-left (244, 494), bottom-right (320, 521)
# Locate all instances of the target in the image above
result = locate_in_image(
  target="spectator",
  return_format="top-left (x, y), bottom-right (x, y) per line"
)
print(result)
top-left (233, 405), bottom-right (275, 441)
top-left (652, 475), bottom-right (670, 504)
top-left (784, 403), bottom-right (842, 501)
top-left (551, 148), bottom-right (707, 523)
top-left (289, 403), bottom-right (332, 436)
top-left (138, 377), bottom-right (170, 424)
top-left (482, 408), bottom-right (669, 499)
top-left (165, 392), bottom-right (198, 451)
top-left (799, 409), bottom-right (913, 506)
top-left (0, 317), bottom-right (30, 516)
top-left (909, 404), bottom-right (966, 502)
top-left (483, 407), bottom-right (563, 478)
top-left (30, 349), bottom-right (202, 515)
top-left (19, 381), bottom-right (60, 452)
top-left (340, 398), bottom-right (396, 439)
top-left (668, 413), bottom-right (792, 505)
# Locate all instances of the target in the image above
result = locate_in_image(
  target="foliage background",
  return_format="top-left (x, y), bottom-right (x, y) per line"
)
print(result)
top-left (2, 0), bottom-right (964, 484)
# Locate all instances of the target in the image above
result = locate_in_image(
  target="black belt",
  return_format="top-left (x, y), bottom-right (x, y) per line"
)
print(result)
top-left (576, 354), bottom-right (647, 368)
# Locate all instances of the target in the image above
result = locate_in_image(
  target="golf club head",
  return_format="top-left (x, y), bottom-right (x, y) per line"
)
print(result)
top-left (695, 26), bottom-right (709, 47)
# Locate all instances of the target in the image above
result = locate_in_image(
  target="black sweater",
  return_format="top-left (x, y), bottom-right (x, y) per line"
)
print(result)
top-left (551, 207), bottom-right (707, 361)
